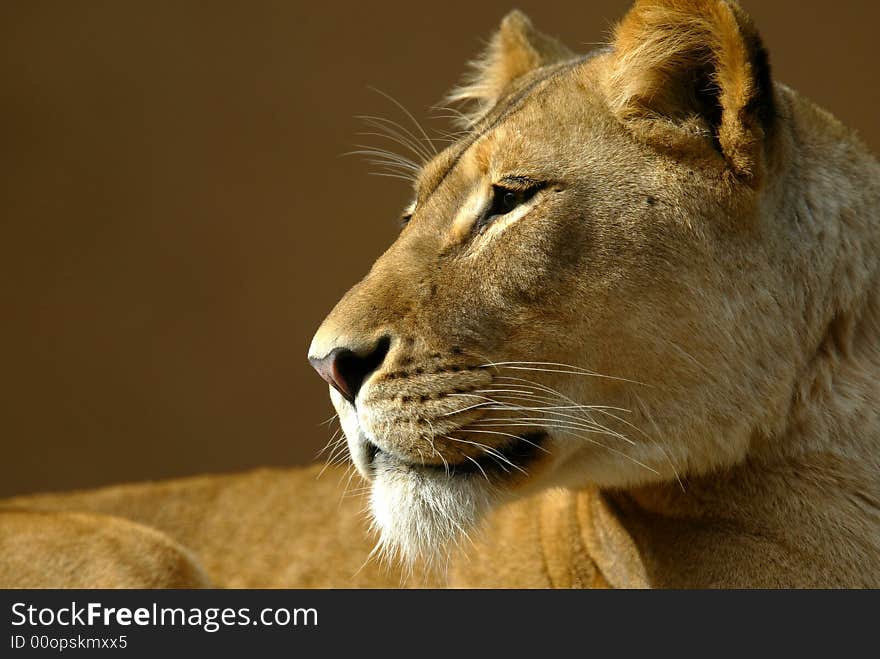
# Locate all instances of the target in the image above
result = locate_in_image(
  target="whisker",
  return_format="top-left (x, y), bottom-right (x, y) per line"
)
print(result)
top-left (449, 392), bottom-right (633, 442)
top-left (356, 132), bottom-right (430, 166)
top-left (465, 455), bottom-right (490, 482)
top-left (472, 375), bottom-right (662, 477)
top-left (469, 388), bottom-right (631, 413)
top-left (363, 156), bottom-right (420, 174)
top-left (467, 387), bottom-right (540, 396)
top-left (315, 427), bottom-right (344, 458)
top-left (356, 113), bottom-right (432, 152)
top-left (485, 362), bottom-right (648, 386)
top-left (491, 375), bottom-right (632, 425)
top-left (543, 425), bottom-right (660, 476)
top-left (318, 412), bottom-right (339, 427)
top-left (438, 396), bottom-right (510, 417)
top-left (441, 435), bottom-right (525, 474)
top-left (633, 393), bottom-right (686, 493)
top-left (318, 439), bottom-right (351, 478)
top-left (484, 360), bottom-right (619, 376)
top-left (423, 418), bottom-right (450, 477)
top-left (367, 171), bottom-right (418, 183)
top-left (472, 417), bottom-right (636, 446)
top-left (429, 103), bottom-right (471, 121)
top-left (338, 463), bottom-right (362, 506)
top-left (345, 146), bottom-right (421, 171)
top-left (455, 428), bottom-right (549, 453)
top-left (369, 86), bottom-right (438, 156)
top-left (355, 115), bottom-right (433, 163)
top-left (654, 335), bottom-right (713, 377)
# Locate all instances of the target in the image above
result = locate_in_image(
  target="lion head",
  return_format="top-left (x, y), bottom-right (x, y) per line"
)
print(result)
top-left (308, 0), bottom-right (879, 568)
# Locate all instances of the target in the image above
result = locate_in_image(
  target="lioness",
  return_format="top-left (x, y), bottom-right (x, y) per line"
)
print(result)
top-left (3, 0), bottom-right (879, 588)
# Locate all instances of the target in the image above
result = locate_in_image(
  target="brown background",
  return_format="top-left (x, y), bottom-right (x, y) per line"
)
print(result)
top-left (1, 1), bottom-right (876, 497)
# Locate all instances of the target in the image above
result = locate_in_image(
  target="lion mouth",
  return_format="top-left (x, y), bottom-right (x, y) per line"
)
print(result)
top-left (369, 432), bottom-right (547, 479)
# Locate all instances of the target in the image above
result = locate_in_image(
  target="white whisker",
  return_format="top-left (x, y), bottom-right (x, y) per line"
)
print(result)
top-left (465, 455), bottom-right (490, 482)
top-left (455, 428), bottom-right (549, 453)
top-left (368, 86), bottom-right (438, 157)
top-left (441, 435), bottom-right (525, 475)
top-left (487, 363), bottom-right (647, 386)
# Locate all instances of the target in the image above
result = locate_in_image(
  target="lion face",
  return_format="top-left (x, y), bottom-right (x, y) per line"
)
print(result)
top-left (309, 2), bottom-right (790, 565)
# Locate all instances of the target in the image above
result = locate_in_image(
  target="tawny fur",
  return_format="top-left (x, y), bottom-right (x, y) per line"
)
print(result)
top-left (446, 10), bottom-right (573, 127)
top-left (2, 0), bottom-right (878, 588)
top-left (0, 510), bottom-right (211, 588)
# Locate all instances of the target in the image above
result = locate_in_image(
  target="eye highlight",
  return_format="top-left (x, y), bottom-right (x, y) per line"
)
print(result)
top-left (476, 178), bottom-right (545, 234)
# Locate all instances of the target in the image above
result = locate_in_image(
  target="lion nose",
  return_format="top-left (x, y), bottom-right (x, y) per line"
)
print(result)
top-left (308, 336), bottom-right (391, 404)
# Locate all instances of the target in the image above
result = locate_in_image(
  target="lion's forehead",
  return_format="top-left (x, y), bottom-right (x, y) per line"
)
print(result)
top-left (414, 55), bottom-right (612, 209)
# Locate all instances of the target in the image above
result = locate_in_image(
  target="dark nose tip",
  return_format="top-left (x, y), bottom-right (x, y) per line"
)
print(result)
top-left (308, 336), bottom-right (391, 404)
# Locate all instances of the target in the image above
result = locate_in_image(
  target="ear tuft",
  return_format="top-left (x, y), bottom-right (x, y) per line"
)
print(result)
top-left (447, 10), bottom-right (573, 127)
top-left (605, 0), bottom-right (775, 180)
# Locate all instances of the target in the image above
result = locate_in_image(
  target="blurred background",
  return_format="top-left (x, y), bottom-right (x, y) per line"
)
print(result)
top-left (1, 1), bottom-right (877, 497)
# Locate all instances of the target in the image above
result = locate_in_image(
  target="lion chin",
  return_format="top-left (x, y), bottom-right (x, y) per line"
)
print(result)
top-left (368, 463), bottom-right (491, 571)
top-left (335, 386), bottom-right (546, 570)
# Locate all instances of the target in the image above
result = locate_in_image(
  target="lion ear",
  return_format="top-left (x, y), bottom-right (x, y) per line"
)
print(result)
top-left (447, 10), bottom-right (573, 126)
top-left (604, 0), bottom-right (776, 180)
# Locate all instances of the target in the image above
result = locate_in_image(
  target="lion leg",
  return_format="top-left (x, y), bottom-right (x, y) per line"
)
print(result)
top-left (2, 465), bottom-right (416, 587)
top-left (0, 510), bottom-right (211, 588)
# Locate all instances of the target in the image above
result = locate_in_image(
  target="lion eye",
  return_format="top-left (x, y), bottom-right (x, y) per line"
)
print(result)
top-left (499, 190), bottom-right (518, 214)
top-left (399, 201), bottom-right (416, 229)
top-left (477, 183), bottom-right (542, 233)
top-left (489, 187), bottom-right (526, 217)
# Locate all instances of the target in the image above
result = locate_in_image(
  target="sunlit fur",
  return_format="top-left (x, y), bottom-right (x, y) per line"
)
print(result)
top-left (5, 1), bottom-right (879, 588)
top-left (308, 0), bottom-right (880, 582)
